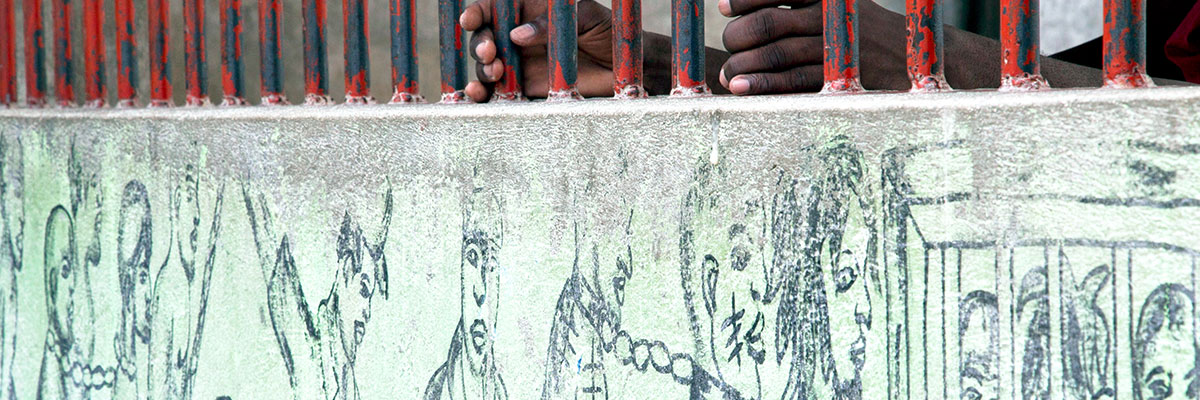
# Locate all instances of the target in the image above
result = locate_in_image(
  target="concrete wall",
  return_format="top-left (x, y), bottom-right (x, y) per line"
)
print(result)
top-left (0, 87), bottom-right (1199, 399)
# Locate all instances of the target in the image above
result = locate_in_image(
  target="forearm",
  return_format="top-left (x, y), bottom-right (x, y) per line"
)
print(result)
top-left (644, 32), bottom-right (731, 95)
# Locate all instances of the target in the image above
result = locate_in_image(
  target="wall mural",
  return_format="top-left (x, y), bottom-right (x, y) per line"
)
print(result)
top-left (0, 127), bottom-right (1196, 400)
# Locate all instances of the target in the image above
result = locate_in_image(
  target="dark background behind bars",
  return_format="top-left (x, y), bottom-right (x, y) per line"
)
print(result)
top-left (4, 0), bottom-right (1029, 104)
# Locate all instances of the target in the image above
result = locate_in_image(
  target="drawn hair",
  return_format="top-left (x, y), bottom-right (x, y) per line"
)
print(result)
top-left (960, 290), bottom-right (1000, 385)
top-left (1132, 283), bottom-right (1199, 400)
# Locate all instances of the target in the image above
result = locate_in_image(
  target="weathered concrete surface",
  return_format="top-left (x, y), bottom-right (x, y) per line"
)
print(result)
top-left (0, 87), bottom-right (1199, 399)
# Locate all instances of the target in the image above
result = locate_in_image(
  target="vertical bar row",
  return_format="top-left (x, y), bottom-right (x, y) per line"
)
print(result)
top-left (671, 0), bottom-right (708, 96)
top-left (148, 0), bottom-right (173, 107)
top-left (491, 0), bottom-right (524, 101)
top-left (116, 0), bottom-right (137, 106)
top-left (184, 0), bottom-right (210, 105)
top-left (390, 0), bottom-right (422, 103)
top-left (0, 0), bottom-right (15, 107)
top-left (83, 0), bottom-right (106, 107)
top-left (25, 0), bottom-right (47, 107)
top-left (259, 0), bottom-right (288, 104)
top-left (906, 0), bottom-right (949, 92)
top-left (999, 0), bottom-right (1047, 90)
top-left (53, 0), bottom-right (75, 107)
top-left (303, 0), bottom-right (331, 104)
top-left (548, 0), bottom-right (581, 100)
top-left (221, 0), bottom-right (247, 105)
top-left (822, 0), bottom-right (863, 93)
top-left (612, 0), bottom-right (645, 99)
top-left (438, 0), bottom-right (468, 103)
top-left (344, 0), bottom-right (373, 104)
top-left (1102, 0), bottom-right (1152, 88)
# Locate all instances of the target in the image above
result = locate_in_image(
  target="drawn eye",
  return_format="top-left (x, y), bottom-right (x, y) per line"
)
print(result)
top-left (60, 258), bottom-right (70, 279)
top-left (834, 266), bottom-right (857, 293)
top-left (730, 246), bottom-right (749, 271)
top-left (359, 273), bottom-right (371, 298)
top-left (961, 388), bottom-right (982, 400)
top-left (465, 246), bottom-right (479, 269)
top-left (139, 270), bottom-right (149, 285)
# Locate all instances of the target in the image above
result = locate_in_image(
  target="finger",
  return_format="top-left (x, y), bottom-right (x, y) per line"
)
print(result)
top-left (727, 65), bottom-right (822, 95)
top-left (466, 80), bottom-right (494, 103)
top-left (475, 60), bottom-right (506, 83)
top-left (718, 0), bottom-right (814, 17)
top-left (470, 28), bottom-right (497, 64)
top-left (511, 15), bottom-right (549, 47)
top-left (461, 0), bottom-right (495, 31)
top-left (720, 36), bottom-right (821, 80)
top-left (722, 7), bottom-right (821, 53)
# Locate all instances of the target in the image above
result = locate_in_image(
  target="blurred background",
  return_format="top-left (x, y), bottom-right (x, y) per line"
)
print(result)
top-left (8, 0), bottom-right (1098, 104)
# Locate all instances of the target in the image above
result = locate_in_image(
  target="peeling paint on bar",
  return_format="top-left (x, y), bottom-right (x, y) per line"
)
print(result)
top-left (671, 0), bottom-right (708, 96)
top-left (24, 0), bottom-right (47, 107)
top-left (184, 0), bottom-right (211, 106)
top-left (1102, 0), bottom-right (1152, 88)
top-left (439, 0), bottom-right (469, 103)
top-left (259, 0), bottom-right (288, 105)
top-left (612, 0), bottom-right (645, 99)
top-left (0, 0), bottom-right (16, 107)
top-left (999, 0), bottom-right (1047, 91)
top-left (906, 0), bottom-right (949, 92)
top-left (53, 0), bottom-right (75, 107)
top-left (548, 0), bottom-right (582, 101)
top-left (822, 0), bottom-right (863, 93)
top-left (303, 0), bottom-right (331, 105)
top-left (390, 0), bottom-right (423, 103)
top-left (116, 0), bottom-right (137, 107)
top-left (344, 0), bottom-right (374, 104)
top-left (491, 0), bottom-right (525, 101)
top-left (221, 0), bottom-right (248, 106)
top-left (83, 0), bottom-right (106, 107)
top-left (148, 0), bottom-right (173, 107)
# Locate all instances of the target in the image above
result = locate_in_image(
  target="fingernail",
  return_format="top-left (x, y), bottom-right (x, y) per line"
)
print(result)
top-left (487, 62), bottom-right (501, 79)
top-left (719, 69), bottom-right (728, 87)
top-left (511, 24), bottom-right (535, 42)
top-left (730, 76), bottom-right (750, 94)
top-left (476, 40), bottom-right (490, 57)
top-left (717, 0), bottom-right (731, 16)
top-left (459, 13), bottom-right (468, 28)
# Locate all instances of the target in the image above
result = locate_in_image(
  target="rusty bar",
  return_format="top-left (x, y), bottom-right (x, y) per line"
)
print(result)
top-left (220, 0), bottom-right (247, 105)
top-left (0, 0), bottom-right (15, 106)
top-left (259, 0), bottom-right (288, 104)
top-left (344, 0), bottom-right (373, 104)
top-left (906, 0), bottom-right (949, 92)
top-left (184, 0), bottom-right (210, 105)
top-left (999, 0), bottom-right (1047, 90)
top-left (612, 0), bottom-right (644, 98)
top-left (671, 0), bottom-right (708, 96)
top-left (389, 0), bottom-right (422, 103)
top-left (547, 0), bottom-right (581, 100)
top-left (1103, 0), bottom-right (1152, 88)
top-left (148, 0), bottom-right (173, 107)
top-left (83, 0), bottom-right (106, 107)
top-left (303, 0), bottom-right (331, 104)
top-left (491, 0), bottom-right (525, 101)
top-left (822, 0), bottom-right (862, 93)
top-left (115, 0), bottom-right (137, 106)
top-left (438, 0), bottom-right (468, 103)
top-left (53, 0), bottom-right (75, 107)
top-left (25, 0), bottom-right (47, 107)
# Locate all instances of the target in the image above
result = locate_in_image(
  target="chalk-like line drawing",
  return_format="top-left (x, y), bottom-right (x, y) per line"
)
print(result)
top-left (0, 135), bottom-right (22, 399)
top-left (1133, 283), bottom-right (1199, 400)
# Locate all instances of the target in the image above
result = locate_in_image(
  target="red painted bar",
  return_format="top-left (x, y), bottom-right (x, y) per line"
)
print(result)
top-left (303, 0), bottom-right (331, 104)
top-left (0, 0), bottom-right (15, 107)
top-left (548, 0), bottom-right (581, 100)
top-left (185, 0), bottom-right (211, 105)
top-left (491, 0), bottom-right (525, 101)
top-left (221, 0), bottom-right (248, 105)
top-left (148, 0), bottom-right (173, 107)
top-left (25, 0), bottom-right (47, 107)
top-left (116, 0), bottom-right (137, 107)
top-left (389, 0), bottom-right (422, 103)
top-left (83, 0), bottom-right (106, 107)
top-left (612, 0), bottom-right (645, 98)
top-left (906, 0), bottom-right (949, 92)
top-left (259, 0), bottom-right (288, 105)
top-left (999, 0), bottom-right (1047, 90)
top-left (671, 0), bottom-right (708, 96)
top-left (1103, 0), bottom-right (1152, 88)
top-left (53, 0), bottom-right (75, 107)
top-left (344, 0), bottom-right (374, 104)
top-left (438, 0), bottom-right (468, 103)
top-left (822, 0), bottom-right (863, 93)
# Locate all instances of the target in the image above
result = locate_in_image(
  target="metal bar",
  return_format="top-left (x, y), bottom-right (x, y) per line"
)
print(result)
top-left (0, 0), bottom-right (15, 106)
top-left (116, 0), bottom-right (137, 106)
top-left (438, 0), bottom-right (468, 103)
top-left (389, 0), bottom-right (422, 103)
top-left (148, 0), bottom-right (173, 107)
top-left (670, 0), bottom-right (708, 96)
top-left (612, 0), bottom-right (645, 98)
top-left (1102, 0), bottom-right (1152, 88)
top-left (344, 0), bottom-right (373, 104)
top-left (83, 0), bottom-right (106, 107)
top-left (259, 0), bottom-right (288, 104)
top-left (53, 0), bottom-right (75, 107)
top-left (906, 0), bottom-right (949, 92)
top-left (999, 0), bottom-right (1047, 90)
top-left (25, 0), bottom-right (47, 107)
top-left (547, 0), bottom-right (581, 100)
top-left (220, 0), bottom-right (247, 105)
top-left (303, 0), bottom-right (331, 104)
top-left (184, 0), bottom-right (210, 105)
top-left (491, 0), bottom-right (525, 101)
top-left (821, 0), bottom-right (863, 93)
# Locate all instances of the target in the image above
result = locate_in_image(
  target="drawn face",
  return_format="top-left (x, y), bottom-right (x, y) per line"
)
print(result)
top-left (44, 207), bottom-right (73, 341)
top-left (462, 232), bottom-right (499, 375)
top-left (961, 299), bottom-right (999, 400)
top-left (828, 249), bottom-right (869, 378)
top-left (1138, 298), bottom-right (1196, 400)
top-left (338, 248), bottom-right (375, 362)
top-left (119, 194), bottom-right (152, 345)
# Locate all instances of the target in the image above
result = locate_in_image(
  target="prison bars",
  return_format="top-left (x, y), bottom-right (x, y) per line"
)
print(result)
top-left (0, 0), bottom-right (1166, 108)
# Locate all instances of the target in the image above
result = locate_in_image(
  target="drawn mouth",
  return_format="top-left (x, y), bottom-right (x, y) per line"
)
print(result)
top-left (470, 319), bottom-right (487, 353)
top-left (354, 320), bottom-right (366, 345)
top-left (849, 335), bottom-right (866, 368)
